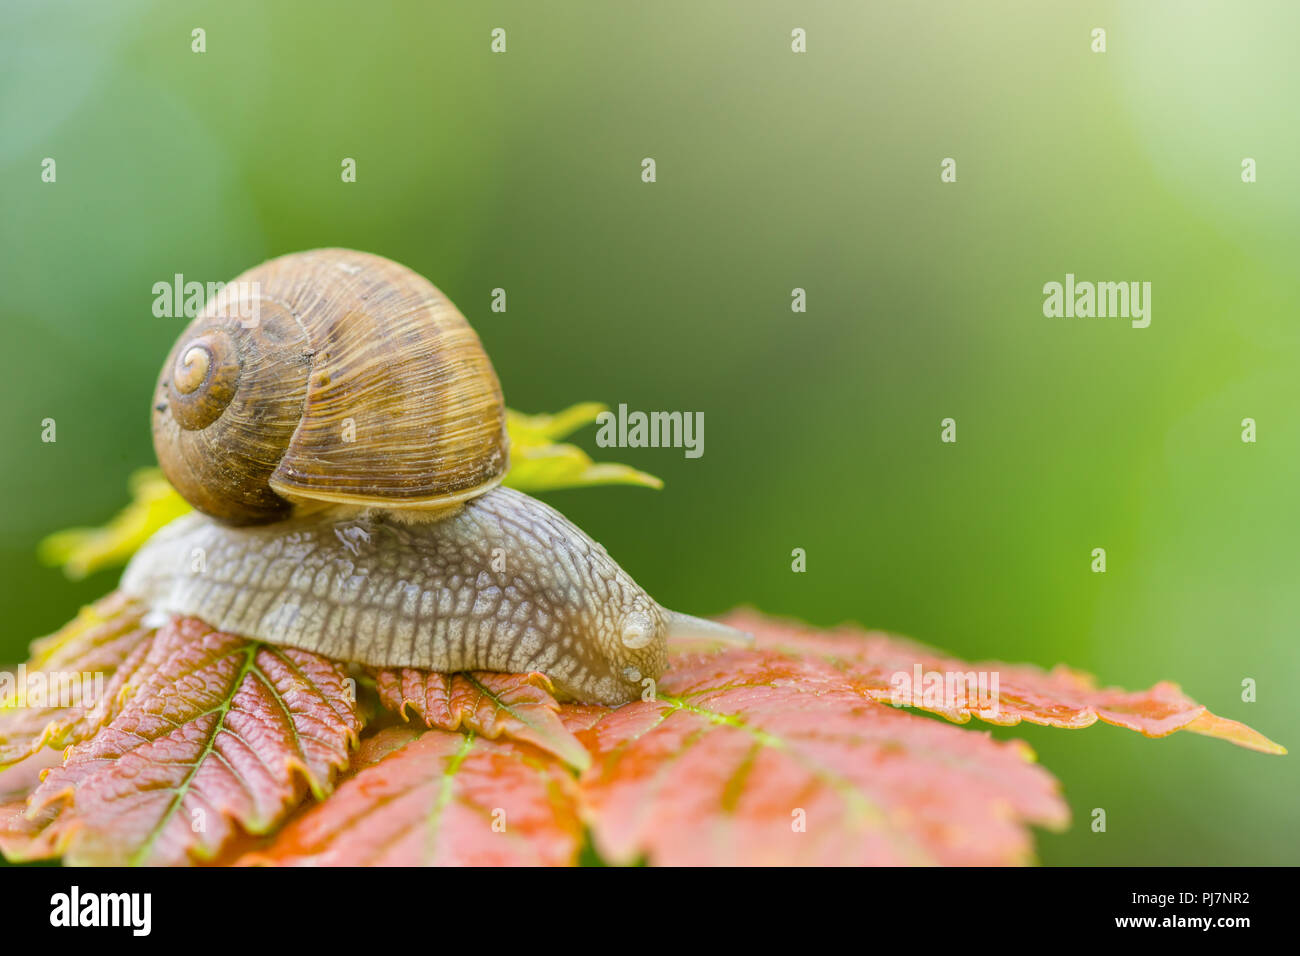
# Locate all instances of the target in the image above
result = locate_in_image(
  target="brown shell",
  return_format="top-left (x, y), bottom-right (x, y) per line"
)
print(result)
top-left (152, 249), bottom-right (509, 525)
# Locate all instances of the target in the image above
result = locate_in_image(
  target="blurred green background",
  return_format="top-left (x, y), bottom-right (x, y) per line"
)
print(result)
top-left (2, 0), bottom-right (1296, 864)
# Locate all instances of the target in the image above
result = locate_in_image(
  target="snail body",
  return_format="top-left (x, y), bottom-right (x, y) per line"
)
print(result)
top-left (134, 248), bottom-right (744, 705)
top-left (122, 486), bottom-right (672, 705)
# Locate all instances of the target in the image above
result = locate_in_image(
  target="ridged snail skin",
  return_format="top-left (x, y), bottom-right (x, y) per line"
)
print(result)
top-left (121, 487), bottom-right (670, 706)
top-left (152, 248), bottom-right (509, 526)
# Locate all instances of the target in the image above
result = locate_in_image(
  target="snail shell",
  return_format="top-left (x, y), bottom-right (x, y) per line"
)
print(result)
top-left (153, 249), bottom-right (508, 526)
top-left (122, 486), bottom-right (670, 706)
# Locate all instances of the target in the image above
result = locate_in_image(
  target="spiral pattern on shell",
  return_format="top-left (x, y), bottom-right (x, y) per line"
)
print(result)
top-left (152, 249), bottom-right (509, 525)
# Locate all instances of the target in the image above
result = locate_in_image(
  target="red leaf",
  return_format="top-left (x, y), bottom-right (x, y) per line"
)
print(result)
top-left (572, 647), bottom-right (1069, 866)
top-left (4, 602), bottom-right (1280, 867)
top-left (712, 610), bottom-right (1285, 753)
top-left (15, 616), bottom-right (362, 866)
top-left (243, 726), bottom-right (583, 866)
top-left (0, 749), bottom-right (63, 861)
top-left (0, 593), bottom-right (154, 767)
top-left (372, 668), bottom-right (590, 770)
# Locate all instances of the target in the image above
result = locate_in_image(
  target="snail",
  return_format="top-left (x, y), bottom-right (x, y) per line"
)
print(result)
top-left (122, 248), bottom-right (744, 706)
